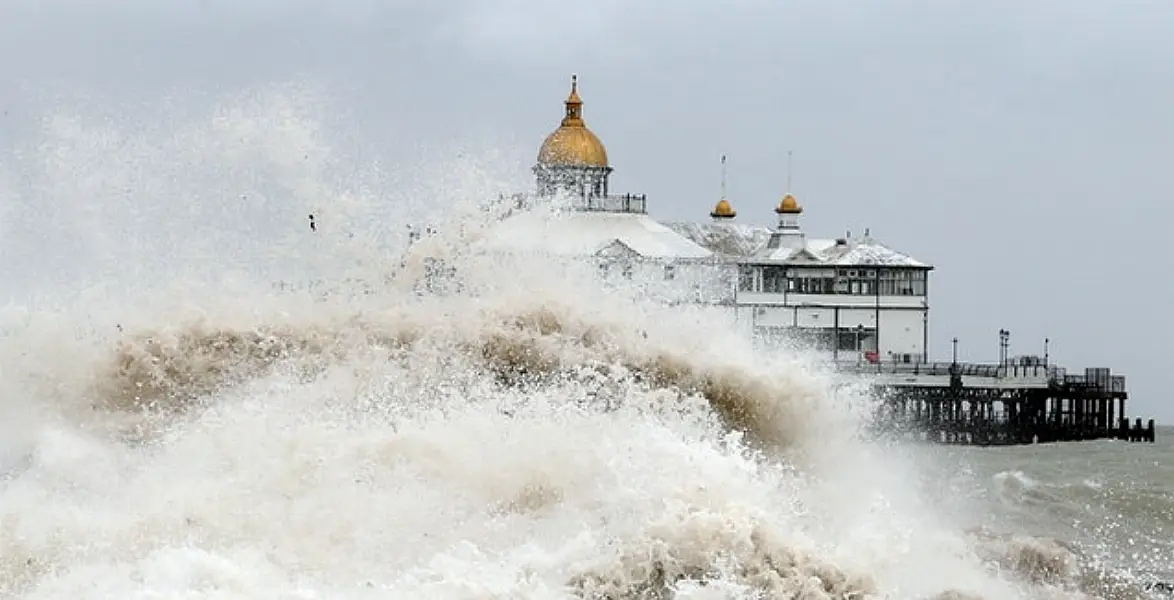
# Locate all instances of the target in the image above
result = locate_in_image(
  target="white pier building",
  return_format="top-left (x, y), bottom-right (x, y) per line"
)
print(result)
top-left (485, 77), bottom-right (932, 364)
top-left (469, 75), bottom-right (1124, 395)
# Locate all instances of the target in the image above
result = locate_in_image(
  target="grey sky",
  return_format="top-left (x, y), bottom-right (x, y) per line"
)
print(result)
top-left (1, 0), bottom-right (1172, 420)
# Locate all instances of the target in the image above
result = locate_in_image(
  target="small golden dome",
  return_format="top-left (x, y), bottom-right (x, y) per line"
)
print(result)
top-left (711, 198), bottom-right (736, 219)
top-left (537, 75), bottom-right (609, 168)
top-left (776, 193), bottom-right (802, 214)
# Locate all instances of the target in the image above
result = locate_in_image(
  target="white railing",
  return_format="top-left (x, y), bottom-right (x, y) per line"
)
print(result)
top-left (582, 194), bottom-right (647, 214)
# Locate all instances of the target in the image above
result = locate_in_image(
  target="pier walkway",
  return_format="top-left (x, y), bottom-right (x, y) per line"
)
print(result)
top-left (836, 360), bottom-right (1156, 445)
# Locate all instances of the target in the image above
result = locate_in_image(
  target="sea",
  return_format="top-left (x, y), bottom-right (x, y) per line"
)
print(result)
top-left (0, 86), bottom-right (1170, 599)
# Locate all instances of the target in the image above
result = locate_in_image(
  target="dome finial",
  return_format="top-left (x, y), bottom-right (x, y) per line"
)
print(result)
top-left (562, 74), bottom-right (584, 125)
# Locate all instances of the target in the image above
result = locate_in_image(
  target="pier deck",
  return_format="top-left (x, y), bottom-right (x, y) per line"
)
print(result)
top-left (837, 361), bottom-right (1156, 445)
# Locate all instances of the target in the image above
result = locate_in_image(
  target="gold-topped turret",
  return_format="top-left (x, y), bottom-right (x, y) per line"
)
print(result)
top-left (776, 193), bottom-right (802, 214)
top-left (711, 154), bottom-right (735, 219)
top-left (711, 198), bottom-right (736, 219)
top-left (537, 75), bottom-right (609, 168)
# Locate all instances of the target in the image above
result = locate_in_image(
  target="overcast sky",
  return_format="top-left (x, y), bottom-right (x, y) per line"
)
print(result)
top-left (1, 0), bottom-right (1171, 420)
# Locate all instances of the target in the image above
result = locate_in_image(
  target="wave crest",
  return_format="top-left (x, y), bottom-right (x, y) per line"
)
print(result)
top-left (92, 300), bottom-right (833, 452)
top-left (568, 510), bottom-right (876, 600)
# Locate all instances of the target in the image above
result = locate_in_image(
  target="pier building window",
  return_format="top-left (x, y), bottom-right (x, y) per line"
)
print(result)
top-left (763, 266), bottom-right (787, 293)
top-left (878, 269), bottom-right (901, 296)
top-left (851, 278), bottom-right (874, 295)
top-left (829, 268), bottom-right (928, 297)
top-left (910, 270), bottom-right (926, 295)
top-left (837, 268), bottom-right (876, 296)
top-left (875, 268), bottom-right (927, 296)
top-left (787, 268), bottom-right (835, 294)
top-left (737, 265), bottom-right (927, 296)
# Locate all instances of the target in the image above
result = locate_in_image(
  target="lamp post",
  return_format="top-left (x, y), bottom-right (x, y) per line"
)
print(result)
top-left (1044, 337), bottom-right (1050, 366)
top-left (998, 329), bottom-right (1010, 367)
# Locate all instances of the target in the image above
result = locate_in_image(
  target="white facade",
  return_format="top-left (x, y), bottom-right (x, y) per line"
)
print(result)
top-left (666, 218), bottom-right (933, 365)
top-left (475, 194), bottom-right (934, 367)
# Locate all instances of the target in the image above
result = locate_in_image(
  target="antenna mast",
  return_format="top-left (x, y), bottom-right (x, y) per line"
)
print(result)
top-left (721, 154), bottom-right (728, 198)
top-left (786, 150), bottom-right (794, 193)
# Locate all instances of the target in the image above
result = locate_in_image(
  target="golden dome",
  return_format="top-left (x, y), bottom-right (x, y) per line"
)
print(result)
top-left (776, 193), bottom-right (802, 214)
top-left (537, 75), bottom-right (609, 168)
top-left (710, 198), bottom-right (736, 219)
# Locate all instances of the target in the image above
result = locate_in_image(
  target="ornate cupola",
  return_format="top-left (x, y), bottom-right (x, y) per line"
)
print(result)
top-left (768, 192), bottom-right (806, 249)
top-left (534, 75), bottom-right (614, 201)
top-left (777, 193), bottom-right (802, 221)
top-left (765, 151), bottom-right (805, 248)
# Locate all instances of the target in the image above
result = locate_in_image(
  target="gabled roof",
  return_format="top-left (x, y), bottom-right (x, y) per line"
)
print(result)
top-left (758, 244), bottom-right (824, 264)
top-left (665, 222), bottom-right (930, 268)
top-left (817, 238), bottom-right (927, 267)
top-left (596, 239), bottom-right (641, 259)
top-left (664, 221), bottom-right (771, 257)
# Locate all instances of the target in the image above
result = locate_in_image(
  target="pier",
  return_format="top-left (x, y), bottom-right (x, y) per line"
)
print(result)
top-left (842, 360), bottom-right (1157, 445)
top-left (474, 75), bottom-right (1155, 449)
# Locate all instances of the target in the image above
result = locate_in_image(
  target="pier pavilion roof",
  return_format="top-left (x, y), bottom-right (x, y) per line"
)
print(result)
top-left (665, 221), bottom-right (929, 268)
top-left (664, 221), bottom-right (772, 257)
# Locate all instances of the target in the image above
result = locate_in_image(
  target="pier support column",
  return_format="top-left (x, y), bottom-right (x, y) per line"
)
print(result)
top-left (1107, 399), bottom-right (1115, 437)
